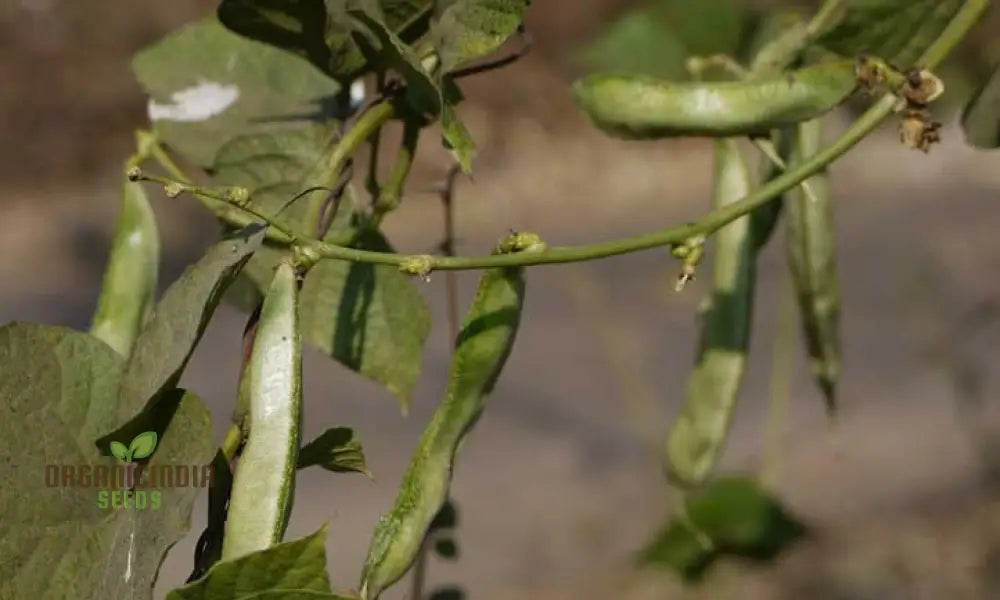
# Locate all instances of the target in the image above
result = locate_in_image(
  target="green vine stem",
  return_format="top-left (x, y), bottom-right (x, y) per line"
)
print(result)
top-left (305, 99), bottom-right (397, 236)
top-left (139, 0), bottom-right (983, 276)
top-left (366, 73), bottom-right (387, 199)
top-left (147, 143), bottom-right (298, 246)
top-left (372, 118), bottom-right (420, 222)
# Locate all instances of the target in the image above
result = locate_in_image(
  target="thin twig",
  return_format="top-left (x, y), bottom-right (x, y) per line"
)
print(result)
top-left (317, 159), bottom-right (354, 238)
top-left (366, 73), bottom-right (387, 199)
top-left (438, 164), bottom-right (463, 343)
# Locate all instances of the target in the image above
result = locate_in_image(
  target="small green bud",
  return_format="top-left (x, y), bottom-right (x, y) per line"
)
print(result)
top-left (126, 166), bottom-right (143, 182)
top-left (164, 182), bottom-right (184, 198)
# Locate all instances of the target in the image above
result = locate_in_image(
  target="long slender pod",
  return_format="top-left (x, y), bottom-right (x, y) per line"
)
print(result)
top-left (359, 233), bottom-right (543, 600)
top-left (221, 260), bottom-right (302, 560)
top-left (750, 127), bottom-right (796, 251)
top-left (90, 161), bottom-right (161, 357)
top-left (785, 118), bottom-right (841, 414)
top-left (666, 139), bottom-right (755, 489)
top-left (572, 60), bottom-right (859, 139)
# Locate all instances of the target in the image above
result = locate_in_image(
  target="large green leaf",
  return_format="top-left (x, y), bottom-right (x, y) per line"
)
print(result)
top-left (660, 0), bottom-right (744, 58)
top-left (132, 15), bottom-right (343, 167)
top-left (217, 0), bottom-right (338, 77)
top-left (814, 0), bottom-right (970, 67)
top-left (100, 226), bottom-right (266, 445)
top-left (432, 0), bottom-right (529, 74)
top-left (637, 476), bottom-right (807, 582)
top-left (211, 124), bottom-right (344, 229)
top-left (573, 7), bottom-right (688, 80)
top-left (166, 526), bottom-right (353, 599)
top-left (349, 7), bottom-right (442, 115)
top-left (299, 229), bottom-right (431, 409)
top-left (573, 0), bottom-right (744, 80)
top-left (218, 0), bottom-right (434, 81)
top-left (223, 206), bottom-right (430, 406)
top-left (0, 323), bottom-right (214, 600)
top-left (962, 62), bottom-right (1000, 148)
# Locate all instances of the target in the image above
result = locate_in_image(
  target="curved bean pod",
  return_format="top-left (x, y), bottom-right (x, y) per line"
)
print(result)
top-left (666, 139), bottom-right (755, 488)
top-left (221, 260), bottom-right (302, 560)
top-left (359, 235), bottom-right (540, 600)
top-left (785, 119), bottom-right (841, 413)
top-left (572, 60), bottom-right (859, 139)
top-left (89, 167), bottom-right (161, 357)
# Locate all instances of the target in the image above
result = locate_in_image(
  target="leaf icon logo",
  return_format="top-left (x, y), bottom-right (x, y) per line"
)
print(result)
top-left (109, 431), bottom-right (158, 462)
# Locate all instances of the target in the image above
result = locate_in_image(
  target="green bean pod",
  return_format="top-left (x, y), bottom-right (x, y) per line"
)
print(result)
top-left (785, 119), bottom-right (841, 413)
top-left (666, 139), bottom-right (755, 489)
top-left (221, 260), bottom-right (302, 560)
top-left (89, 165), bottom-right (160, 357)
top-left (572, 59), bottom-right (859, 139)
top-left (749, 127), bottom-right (794, 251)
top-left (359, 235), bottom-right (540, 600)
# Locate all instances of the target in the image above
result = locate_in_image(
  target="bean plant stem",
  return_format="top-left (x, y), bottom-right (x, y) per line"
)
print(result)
top-left (306, 99), bottom-right (397, 236)
top-left (806, 0), bottom-right (849, 38)
top-left (222, 424), bottom-right (243, 462)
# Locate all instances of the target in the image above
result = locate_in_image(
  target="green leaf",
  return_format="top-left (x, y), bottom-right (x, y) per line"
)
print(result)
top-left (217, 0), bottom-right (340, 77)
top-left (348, 7), bottom-right (442, 115)
top-left (344, 4), bottom-right (481, 168)
top-left (230, 225), bottom-right (430, 407)
top-left (298, 427), bottom-right (372, 478)
top-left (814, 0), bottom-right (971, 68)
top-left (211, 124), bottom-right (344, 229)
top-left (432, 0), bottom-right (529, 74)
top-left (109, 441), bottom-right (130, 462)
top-left (962, 62), bottom-right (1000, 149)
top-left (128, 431), bottom-right (158, 460)
top-left (0, 323), bottom-right (214, 600)
top-left (429, 498), bottom-right (458, 531)
top-left (572, 7), bottom-right (688, 79)
top-left (660, 0), bottom-right (745, 58)
top-left (167, 525), bottom-right (353, 599)
top-left (132, 15), bottom-right (343, 168)
top-left (218, 0), bottom-right (434, 81)
top-left (215, 181), bottom-right (428, 405)
top-left (429, 587), bottom-right (465, 600)
top-left (637, 476), bottom-right (807, 582)
top-left (89, 165), bottom-right (160, 358)
top-left (299, 229), bottom-right (431, 409)
top-left (433, 538), bottom-right (458, 559)
top-left (99, 226), bottom-right (266, 447)
top-left (441, 104), bottom-right (475, 172)
top-left (573, 0), bottom-right (744, 80)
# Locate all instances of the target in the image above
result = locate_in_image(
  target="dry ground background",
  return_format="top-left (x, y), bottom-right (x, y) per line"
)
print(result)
top-left (3, 1), bottom-right (1000, 599)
